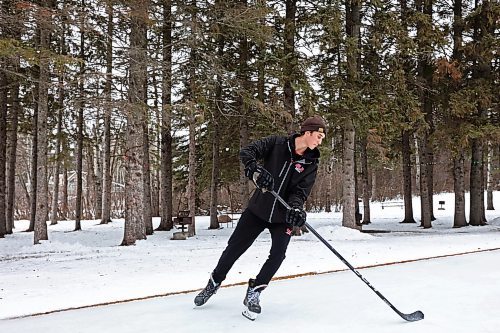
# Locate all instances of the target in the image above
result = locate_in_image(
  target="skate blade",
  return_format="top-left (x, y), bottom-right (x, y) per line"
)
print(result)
top-left (242, 309), bottom-right (258, 321)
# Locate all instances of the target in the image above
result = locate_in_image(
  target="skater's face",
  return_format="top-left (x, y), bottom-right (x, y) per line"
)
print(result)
top-left (304, 131), bottom-right (325, 150)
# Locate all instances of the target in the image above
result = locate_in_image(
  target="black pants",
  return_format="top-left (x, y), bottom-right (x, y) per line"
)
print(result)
top-left (212, 209), bottom-right (292, 286)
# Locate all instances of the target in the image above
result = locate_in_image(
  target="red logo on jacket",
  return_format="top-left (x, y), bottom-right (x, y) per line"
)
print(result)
top-left (294, 163), bottom-right (304, 173)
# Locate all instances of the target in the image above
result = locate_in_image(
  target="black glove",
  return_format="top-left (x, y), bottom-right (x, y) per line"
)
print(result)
top-left (286, 206), bottom-right (306, 227)
top-left (244, 161), bottom-right (274, 191)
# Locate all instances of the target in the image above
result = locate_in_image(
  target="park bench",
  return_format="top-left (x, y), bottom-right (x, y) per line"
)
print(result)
top-left (218, 211), bottom-right (239, 228)
top-left (381, 201), bottom-right (404, 209)
top-left (174, 210), bottom-right (193, 233)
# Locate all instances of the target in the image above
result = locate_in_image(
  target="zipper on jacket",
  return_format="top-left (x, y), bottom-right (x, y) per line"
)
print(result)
top-left (268, 140), bottom-right (294, 222)
top-left (268, 160), bottom-right (292, 222)
top-left (278, 161), bottom-right (288, 178)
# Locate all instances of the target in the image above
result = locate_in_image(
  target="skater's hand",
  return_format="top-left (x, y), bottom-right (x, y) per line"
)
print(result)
top-left (244, 161), bottom-right (274, 191)
top-left (286, 206), bottom-right (306, 227)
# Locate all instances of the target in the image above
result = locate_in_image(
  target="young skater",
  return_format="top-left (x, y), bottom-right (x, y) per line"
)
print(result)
top-left (194, 116), bottom-right (326, 319)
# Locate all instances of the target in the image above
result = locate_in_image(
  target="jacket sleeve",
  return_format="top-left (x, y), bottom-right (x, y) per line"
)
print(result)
top-left (287, 163), bottom-right (318, 208)
top-left (239, 136), bottom-right (278, 167)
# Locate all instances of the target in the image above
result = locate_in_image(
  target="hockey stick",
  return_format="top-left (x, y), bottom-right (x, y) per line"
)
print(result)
top-left (267, 189), bottom-right (424, 322)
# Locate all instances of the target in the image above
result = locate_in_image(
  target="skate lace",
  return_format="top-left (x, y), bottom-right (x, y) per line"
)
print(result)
top-left (200, 278), bottom-right (219, 297)
top-left (247, 288), bottom-right (260, 306)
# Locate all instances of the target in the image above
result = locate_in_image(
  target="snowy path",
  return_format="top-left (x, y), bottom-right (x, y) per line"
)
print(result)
top-left (2, 249), bottom-right (498, 333)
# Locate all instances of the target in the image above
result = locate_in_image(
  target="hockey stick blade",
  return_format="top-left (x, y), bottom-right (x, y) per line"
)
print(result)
top-left (399, 310), bottom-right (424, 322)
top-left (267, 190), bottom-right (425, 322)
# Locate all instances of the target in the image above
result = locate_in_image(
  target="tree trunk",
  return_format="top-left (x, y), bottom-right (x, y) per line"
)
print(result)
top-left (486, 142), bottom-right (494, 210)
top-left (342, 118), bottom-right (359, 230)
top-left (413, 135), bottom-right (420, 194)
top-left (453, 153), bottom-right (467, 228)
top-left (50, 87), bottom-right (64, 225)
top-left (360, 135), bottom-right (371, 224)
top-left (239, 116), bottom-right (250, 209)
top-left (427, 143), bottom-right (435, 221)
top-left (6, 68), bottom-right (19, 233)
top-left (74, 1), bottom-right (85, 231)
top-left (101, 0), bottom-right (114, 225)
top-left (34, 2), bottom-right (53, 244)
top-left (122, 0), bottom-right (149, 245)
top-left (342, 0), bottom-right (361, 230)
top-left (183, 0), bottom-right (198, 237)
top-left (187, 110), bottom-right (197, 237)
top-left (4, 0), bottom-right (20, 233)
top-left (418, 135), bottom-right (432, 228)
top-left (0, 62), bottom-right (7, 238)
top-left (94, 137), bottom-right (103, 220)
top-left (423, 0), bottom-right (435, 222)
top-left (143, 123), bottom-right (153, 235)
top-left (62, 163), bottom-right (69, 220)
top-left (209, 6), bottom-right (224, 230)
top-left (451, 0), bottom-right (468, 228)
top-left (238, 16), bottom-right (251, 209)
top-left (283, 0), bottom-right (297, 131)
top-left (209, 116), bottom-right (221, 229)
top-left (28, 78), bottom-right (39, 232)
top-left (469, 142), bottom-right (484, 226)
top-left (158, 0), bottom-right (174, 231)
top-left (401, 130), bottom-right (416, 223)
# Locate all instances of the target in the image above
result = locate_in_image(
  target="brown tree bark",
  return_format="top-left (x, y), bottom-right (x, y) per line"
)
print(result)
top-left (50, 86), bottom-right (64, 225)
top-left (418, 136), bottom-right (432, 228)
top-left (27, 72), bottom-right (39, 232)
top-left (122, 0), bottom-right (149, 245)
top-left (360, 135), bottom-right (371, 224)
top-left (342, 118), bottom-right (358, 229)
top-left (453, 153), bottom-right (467, 227)
top-left (209, 3), bottom-right (224, 230)
top-left (283, 0), bottom-right (297, 131)
top-left (4, 0), bottom-right (20, 234)
top-left (74, 0), bottom-right (86, 231)
top-left (34, 1), bottom-right (54, 243)
top-left (187, 109), bottom-right (197, 237)
top-left (342, 0), bottom-right (361, 230)
top-left (158, 0), bottom-right (174, 231)
top-left (0, 58), bottom-right (7, 238)
top-left (101, 0), bottom-right (114, 225)
top-left (486, 142), bottom-right (494, 210)
top-left (401, 130), bottom-right (416, 223)
top-left (6, 70), bottom-right (19, 233)
top-left (143, 123), bottom-right (153, 235)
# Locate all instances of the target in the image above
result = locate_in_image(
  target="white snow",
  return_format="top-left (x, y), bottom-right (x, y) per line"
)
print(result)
top-left (1, 192), bottom-right (499, 332)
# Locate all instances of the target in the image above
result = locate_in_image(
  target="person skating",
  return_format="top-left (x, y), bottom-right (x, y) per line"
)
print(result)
top-left (194, 115), bottom-right (326, 320)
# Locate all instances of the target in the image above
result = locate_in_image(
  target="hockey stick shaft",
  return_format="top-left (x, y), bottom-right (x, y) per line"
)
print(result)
top-left (268, 190), bottom-right (424, 322)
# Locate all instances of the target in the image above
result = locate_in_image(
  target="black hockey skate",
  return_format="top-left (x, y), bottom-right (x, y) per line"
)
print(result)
top-left (242, 279), bottom-right (267, 321)
top-left (194, 273), bottom-right (220, 306)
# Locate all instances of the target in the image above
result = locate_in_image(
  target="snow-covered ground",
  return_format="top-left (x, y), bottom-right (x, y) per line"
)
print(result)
top-left (1, 192), bottom-right (499, 332)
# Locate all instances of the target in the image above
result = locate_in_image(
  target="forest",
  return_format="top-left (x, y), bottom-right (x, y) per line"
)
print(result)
top-left (0, 0), bottom-right (498, 245)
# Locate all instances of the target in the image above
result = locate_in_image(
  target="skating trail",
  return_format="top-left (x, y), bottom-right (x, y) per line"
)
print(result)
top-left (1, 249), bottom-right (498, 333)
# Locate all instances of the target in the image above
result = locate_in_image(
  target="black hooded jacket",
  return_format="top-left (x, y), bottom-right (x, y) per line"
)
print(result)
top-left (240, 134), bottom-right (320, 224)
